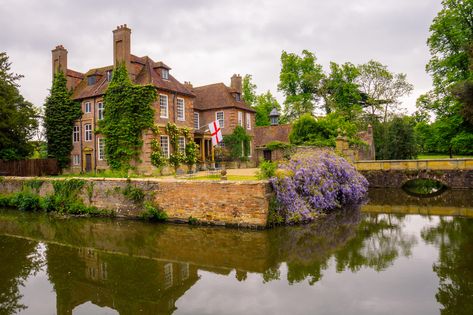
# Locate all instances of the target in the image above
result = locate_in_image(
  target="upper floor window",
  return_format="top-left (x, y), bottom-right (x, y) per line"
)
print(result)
top-left (84, 124), bottom-right (92, 141)
top-left (238, 111), bottom-right (243, 126)
top-left (160, 135), bottom-right (170, 158)
top-left (194, 112), bottom-right (199, 129)
top-left (162, 69), bottom-right (169, 80)
top-left (84, 102), bottom-right (91, 113)
top-left (177, 98), bottom-right (185, 121)
top-left (106, 70), bottom-right (112, 82)
top-left (235, 93), bottom-right (241, 101)
top-left (73, 126), bottom-right (80, 142)
top-left (97, 138), bottom-right (105, 160)
top-left (246, 112), bottom-right (251, 130)
top-left (98, 102), bottom-right (104, 120)
top-left (87, 76), bottom-right (96, 86)
top-left (178, 136), bottom-right (186, 154)
top-left (160, 94), bottom-right (168, 118)
top-left (216, 111), bottom-right (224, 129)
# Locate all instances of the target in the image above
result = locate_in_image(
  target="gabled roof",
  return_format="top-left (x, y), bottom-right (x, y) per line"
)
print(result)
top-left (70, 55), bottom-right (194, 100)
top-left (193, 83), bottom-right (256, 112)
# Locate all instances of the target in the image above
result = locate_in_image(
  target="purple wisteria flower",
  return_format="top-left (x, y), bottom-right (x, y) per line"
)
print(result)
top-left (270, 149), bottom-right (368, 224)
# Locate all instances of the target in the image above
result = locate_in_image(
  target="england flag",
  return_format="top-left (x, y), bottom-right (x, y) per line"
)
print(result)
top-left (209, 120), bottom-right (223, 146)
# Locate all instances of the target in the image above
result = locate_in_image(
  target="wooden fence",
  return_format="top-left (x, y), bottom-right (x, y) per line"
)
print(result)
top-left (0, 159), bottom-right (59, 177)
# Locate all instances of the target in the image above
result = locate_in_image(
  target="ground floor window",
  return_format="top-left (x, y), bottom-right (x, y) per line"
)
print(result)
top-left (73, 154), bottom-right (80, 166)
top-left (97, 138), bottom-right (105, 160)
top-left (178, 136), bottom-right (186, 154)
top-left (160, 135), bottom-right (170, 158)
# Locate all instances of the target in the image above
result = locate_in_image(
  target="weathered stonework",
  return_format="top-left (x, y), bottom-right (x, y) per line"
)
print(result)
top-left (0, 177), bottom-right (271, 228)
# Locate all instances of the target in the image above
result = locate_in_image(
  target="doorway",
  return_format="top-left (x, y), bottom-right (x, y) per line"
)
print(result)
top-left (85, 154), bottom-right (92, 172)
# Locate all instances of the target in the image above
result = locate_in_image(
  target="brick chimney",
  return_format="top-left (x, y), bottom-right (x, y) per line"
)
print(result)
top-left (230, 74), bottom-right (242, 94)
top-left (113, 24), bottom-right (131, 71)
top-left (51, 45), bottom-right (68, 78)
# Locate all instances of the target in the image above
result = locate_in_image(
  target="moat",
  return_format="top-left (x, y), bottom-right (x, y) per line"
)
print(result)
top-left (1, 188), bottom-right (472, 315)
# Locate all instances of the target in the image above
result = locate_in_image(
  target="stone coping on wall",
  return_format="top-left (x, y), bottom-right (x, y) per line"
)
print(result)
top-left (0, 176), bottom-right (272, 228)
top-left (355, 159), bottom-right (473, 171)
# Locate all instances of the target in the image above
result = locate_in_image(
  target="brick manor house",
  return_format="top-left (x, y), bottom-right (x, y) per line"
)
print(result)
top-left (52, 25), bottom-right (256, 173)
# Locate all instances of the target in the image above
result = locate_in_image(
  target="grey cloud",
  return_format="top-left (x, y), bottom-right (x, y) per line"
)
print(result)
top-left (0, 0), bottom-right (443, 111)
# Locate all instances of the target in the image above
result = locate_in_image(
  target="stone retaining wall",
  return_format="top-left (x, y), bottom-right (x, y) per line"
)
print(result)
top-left (0, 177), bottom-right (271, 228)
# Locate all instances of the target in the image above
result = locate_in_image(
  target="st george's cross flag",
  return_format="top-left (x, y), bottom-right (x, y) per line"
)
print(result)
top-left (209, 120), bottom-right (223, 146)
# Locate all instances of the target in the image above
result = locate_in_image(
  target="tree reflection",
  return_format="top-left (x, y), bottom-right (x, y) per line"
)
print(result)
top-left (0, 236), bottom-right (41, 314)
top-left (422, 218), bottom-right (473, 315)
top-left (275, 210), bottom-right (417, 285)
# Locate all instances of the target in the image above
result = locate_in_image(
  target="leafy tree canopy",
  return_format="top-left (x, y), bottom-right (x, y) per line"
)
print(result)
top-left (0, 52), bottom-right (38, 160)
top-left (242, 74), bottom-right (257, 105)
top-left (278, 50), bottom-right (324, 121)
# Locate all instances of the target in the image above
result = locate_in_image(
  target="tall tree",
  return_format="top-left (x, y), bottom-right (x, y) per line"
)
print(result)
top-left (254, 91), bottom-right (281, 126)
top-left (0, 52), bottom-right (38, 160)
top-left (357, 60), bottom-right (413, 123)
top-left (321, 62), bottom-right (364, 119)
top-left (278, 50), bottom-right (324, 121)
top-left (43, 71), bottom-right (81, 169)
top-left (242, 74), bottom-right (257, 106)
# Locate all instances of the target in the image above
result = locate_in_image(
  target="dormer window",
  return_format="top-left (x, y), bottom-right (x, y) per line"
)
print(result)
top-left (234, 93), bottom-right (241, 101)
top-left (106, 70), bottom-right (112, 82)
top-left (162, 69), bottom-right (169, 80)
top-left (87, 75), bottom-right (96, 86)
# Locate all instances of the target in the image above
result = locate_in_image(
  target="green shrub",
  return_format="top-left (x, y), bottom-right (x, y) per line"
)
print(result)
top-left (122, 181), bottom-right (145, 204)
top-left (188, 216), bottom-right (199, 225)
top-left (257, 160), bottom-right (277, 179)
top-left (11, 190), bottom-right (42, 212)
top-left (141, 202), bottom-right (167, 221)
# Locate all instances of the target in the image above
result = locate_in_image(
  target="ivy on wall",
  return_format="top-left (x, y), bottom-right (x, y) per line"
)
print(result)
top-left (44, 71), bottom-right (82, 170)
top-left (98, 64), bottom-right (157, 171)
top-left (223, 126), bottom-right (251, 161)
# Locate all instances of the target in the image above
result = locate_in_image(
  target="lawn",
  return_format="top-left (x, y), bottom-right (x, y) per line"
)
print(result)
top-left (417, 154), bottom-right (473, 160)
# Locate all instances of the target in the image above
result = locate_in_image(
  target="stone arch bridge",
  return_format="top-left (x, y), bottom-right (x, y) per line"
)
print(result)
top-left (355, 159), bottom-right (473, 189)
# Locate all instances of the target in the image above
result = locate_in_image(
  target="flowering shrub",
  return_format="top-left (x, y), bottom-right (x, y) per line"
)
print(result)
top-left (270, 149), bottom-right (368, 224)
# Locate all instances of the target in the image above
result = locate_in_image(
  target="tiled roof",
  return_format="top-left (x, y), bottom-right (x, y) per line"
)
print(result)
top-left (254, 124), bottom-right (292, 147)
top-left (193, 83), bottom-right (256, 112)
top-left (70, 55), bottom-right (194, 100)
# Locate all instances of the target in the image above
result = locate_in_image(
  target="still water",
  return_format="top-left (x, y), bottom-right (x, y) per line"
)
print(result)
top-left (0, 189), bottom-right (472, 315)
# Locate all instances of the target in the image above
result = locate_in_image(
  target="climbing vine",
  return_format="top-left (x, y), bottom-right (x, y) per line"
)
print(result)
top-left (223, 126), bottom-right (251, 160)
top-left (150, 123), bottom-right (199, 172)
top-left (44, 71), bottom-right (82, 170)
top-left (98, 63), bottom-right (157, 172)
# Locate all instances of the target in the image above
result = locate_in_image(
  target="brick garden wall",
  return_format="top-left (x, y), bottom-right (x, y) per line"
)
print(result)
top-left (0, 177), bottom-right (271, 228)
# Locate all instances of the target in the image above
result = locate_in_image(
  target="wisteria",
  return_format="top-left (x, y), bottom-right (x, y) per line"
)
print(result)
top-left (270, 149), bottom-right (368, 224)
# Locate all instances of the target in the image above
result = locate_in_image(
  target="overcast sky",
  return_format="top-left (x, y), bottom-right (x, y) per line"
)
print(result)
top-left (1, 0), bottom-right (442, 113)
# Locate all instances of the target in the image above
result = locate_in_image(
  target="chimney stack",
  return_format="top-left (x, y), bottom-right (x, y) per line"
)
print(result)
top-left (51, 45), bottom-right (68, 78)
top-left (230, 74), bottom-right (242, 94)
top-left (184, 81), bottom-right (193, 90)
top-left (113, 24), bottom-right (131, 72)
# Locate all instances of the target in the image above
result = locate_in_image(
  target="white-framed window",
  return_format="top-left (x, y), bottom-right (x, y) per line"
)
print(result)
top-left (160, 94), bottom-right (168, 118)
top-left (216, 111), bottom-right (224, 129)
top-left (178, 136), bottom-right (186, 154)
top-left (98, 102), bottom-right (104, 120)
top-left (246, 112), bottom-right (251, 130)
top-left (73, 154), bottom-right (80, 166)
top-left (84, 102), bottom-right (91, 113)
top-left (238, 111), bottom-right (243, 126)
top-left (160, 135), bottom-right (169, 158)
top-left (177, 98), bottom-right (185, 121)
top-left (84, 124), bottom-right (92, 141)
top-left (194, 112), bottom-right (199, 129)
top-left (106, 70), bottom-right (112, 82)
top-left (164, 263), bottom-right (173, 289)
top-left (162, 69), bottom-right (169, 80)
top-left (73, 126), bottom-right (80, 142)
top-left (97, 138), bottom-right (105, 160)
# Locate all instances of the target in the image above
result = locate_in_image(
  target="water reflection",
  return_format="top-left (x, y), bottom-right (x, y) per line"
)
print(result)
top-left (0, 189), bottom-right (472, 314)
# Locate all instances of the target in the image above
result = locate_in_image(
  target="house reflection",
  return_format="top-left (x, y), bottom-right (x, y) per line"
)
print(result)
top-left (47, 245), bottom-right (199, 315)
